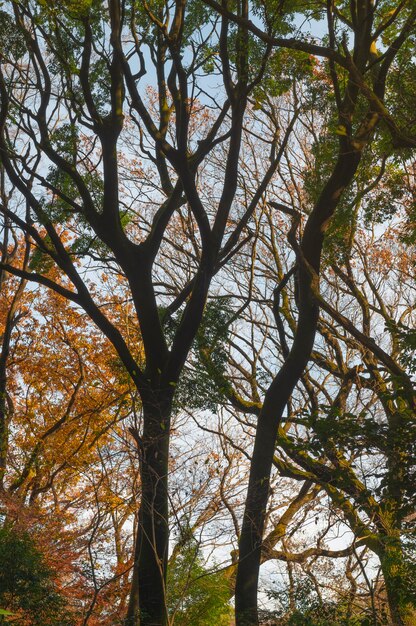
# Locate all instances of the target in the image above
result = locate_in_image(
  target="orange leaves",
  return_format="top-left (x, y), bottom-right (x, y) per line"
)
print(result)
top-left (0, 241), bottom-right (143, 622)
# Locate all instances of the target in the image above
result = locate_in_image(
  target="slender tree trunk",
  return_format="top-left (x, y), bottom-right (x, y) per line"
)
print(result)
top-left (0, 348), bottom-right (9, 491)
top-left (235, 145), bottom-right (363, 625)
top-left (235, 282), bottom-right (318, 626)
top-left (0, 290), bottom-right (20, 491)
top-left (126, 390), bottom-right (173, 626)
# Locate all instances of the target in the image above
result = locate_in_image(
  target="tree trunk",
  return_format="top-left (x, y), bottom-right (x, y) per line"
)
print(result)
top-left (235, 143), bottom-right (363, 624)
top-left (0, 355), bottom-right (9, 491)
top-left (380, 536), bottom-right (416, 626)
top-left (126, 390), bottom-right (173, 626)
top-left (0, 298), bottom-right (17, 491)
top-left (235, 285), bottom-right (319, 626)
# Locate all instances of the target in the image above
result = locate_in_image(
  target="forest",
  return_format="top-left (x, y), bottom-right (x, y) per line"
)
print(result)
top-left (0, 0), bottom-right (415, 625)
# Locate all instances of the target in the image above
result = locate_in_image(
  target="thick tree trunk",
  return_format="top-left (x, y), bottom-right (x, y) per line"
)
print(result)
top-left (126, 391), bottom-right (173, 626)
top-left (380, 536), bottom-right (416, 626)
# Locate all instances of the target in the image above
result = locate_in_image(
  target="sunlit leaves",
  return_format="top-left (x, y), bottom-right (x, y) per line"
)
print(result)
top-left (167, 534), bottom-right (232, 626)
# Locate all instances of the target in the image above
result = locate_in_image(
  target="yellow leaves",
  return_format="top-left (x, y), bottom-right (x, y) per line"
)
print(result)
top-left (106, 491), bottom-right (125, 510)
top-left (369, 40), bottom-right (379, 58)
top-left (25, 467), bottom-right (37, 482)
top-left (335, 125), bottom-right (348, 136)
top-left (37, 0), bottom-right (93, 18)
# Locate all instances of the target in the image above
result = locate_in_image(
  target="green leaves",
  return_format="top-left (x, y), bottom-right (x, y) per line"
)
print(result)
top-left (265, 574), bottom-right (373, 625)
top-left (0, 526), bottom-right (73, 625)
top-left (0, 10), bottom-right (26, 60)
top-left (36, 0), bottom-right (93, 19)
top-left (173, 299), bottom-right (234, 413)
top-left (384, 320), bottom-right (416, 374)
top-left (182, 0), bottom-right (214, 42)
top-left (0, 608), bottom-right (16, 616)
top-left (29, 247), bottom-right (55, 274)
top-left (162, 299), bottom-right (234, 413)
top-left (253, 48), bottom-right (316, 105)
top-left (167, 534), bottom-right (232, 626)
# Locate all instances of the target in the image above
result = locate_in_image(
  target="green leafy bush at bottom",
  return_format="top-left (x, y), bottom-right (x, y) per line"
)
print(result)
top-left (0, 526), bottom-right (74, 625)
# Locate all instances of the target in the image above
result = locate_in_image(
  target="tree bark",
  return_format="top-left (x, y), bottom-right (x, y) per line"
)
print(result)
top-left (380, 537), bottom-right (415, 626)
top-left (126, 390), bottom-right (173, 626)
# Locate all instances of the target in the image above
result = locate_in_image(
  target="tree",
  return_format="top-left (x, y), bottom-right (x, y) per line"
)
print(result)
top-left (0, 215), bottom-right (146, 623)
top-left (208, 121), bottom-right (416, 623)
top-left (0, 260), bottom-right (139, 623)
top-left (167, 533), bottom-right (232, 626)
top-left (272, 222), bottom-right (416, 625)
top-left (0, 0), bottom-right (276, 623)
top-left (0, 165), bottom-right (31, 491)
top-left (196, 2), bottom-right (416, 623)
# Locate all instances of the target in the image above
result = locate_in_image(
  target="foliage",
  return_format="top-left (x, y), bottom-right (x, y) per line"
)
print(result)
top-left (386, 320), bottom-right (416, 374)
top-left (0, 526), bottom-right (73, 625)
top-left (167, 535), bottom-right (232, 626)
top-left (264, 577), bottom-right (382, 626)
top-left (0, 0), bottom-right (415, 624)
top-left (0, 10), bottom-right (26, 59)
top-left (167, 299), bottom-right (234, 413)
